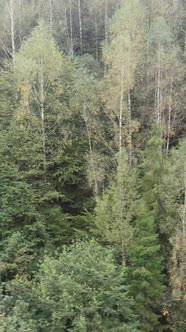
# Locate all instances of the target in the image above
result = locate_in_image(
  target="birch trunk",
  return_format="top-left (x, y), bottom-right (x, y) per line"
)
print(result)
top-left (64, 5), bottom-right (70, 51)
top-left (180, 163), bottom-right (186, 293)
top-left (40, 68), bottom-right (47, 175)
top-left (69, 0), bottom-right (74, 57)
top-left (156, 44), bottom-right (162, 127)
top-left (166, 73), bottom-right (173, 152)
top-left (127, 13), bottom-right (132, 165)
top-left (104, 0), bottom-right (108, 43)
top-left (119, 60), bottom-right (125, 152)
top-left (128, 89), bottom-right (132, 166)
top-left (95, 14), bottom-right (98, 62)
top-left (8, 0), bottom-right (15, 65)
top-left (103, 0), bottom-right (108, 75)
top-left (49, 0), bottom-right (53, 35)
top-left (18, 0), bottom-right (22, 45)
top-left (77, 0), bottom-right (83, 54)
top-left (127, 3), bottom-right (134, 166)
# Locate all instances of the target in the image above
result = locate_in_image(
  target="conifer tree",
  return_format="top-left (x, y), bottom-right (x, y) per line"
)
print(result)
top-left (169, 139), bottom-right (186, 331)
top-left (34, 240), bottom-right (139, 331)
top-left (13, 22), bottom-right (94, 245)
top-left (128, 130), bottom-right (165, 331)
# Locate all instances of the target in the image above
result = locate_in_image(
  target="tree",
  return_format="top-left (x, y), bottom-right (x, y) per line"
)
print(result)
top-left (0, 0), bottom-right (40, 62)
top-left (102, 0), bottom-right (144, 163)
top-left (169, 139), bottom-right (186, 331)
top-left (128, 130), bottom-right (165, 331)
top-left (70, 59), bottom-right (106, 195)
top-left (128, 209), bottom-right (164, 331)
top-left (0, 66), bottom-right (16, 131)
top-left (95, 150), bottom-right (137, 262)
top-left (34, 240), bottom-right (139, 331)
top-left (13, 22), bottom-right (95, 245)
top-left (14, 22), bottom-right (63, 174)
top-left (138, 0), bottom-right (186, 147)
top-left (149, 15), bottom-right (184, 146)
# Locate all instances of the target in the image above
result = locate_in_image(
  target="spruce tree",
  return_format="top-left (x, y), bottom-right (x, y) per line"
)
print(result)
top-left (34, 240), bottom-right (139, 331)
top-left (128, 130), bottom-right (165, 331)
top-left (169, 138), bottom-right (186, 331)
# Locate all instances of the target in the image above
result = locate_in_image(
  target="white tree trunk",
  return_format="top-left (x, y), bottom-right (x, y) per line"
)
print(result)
top-left (49, 0), bottom-right (53, 35)
top-left (180, 163), bottom-right (186, 293)
top-left (8, 0), bottom-right (15, 65)
top-left (128, 89), bottom-right (132, 166)
top-left (69, 0), bottom-right (74, 57)
top-left (40, 68), bottom-right (47, 175)
top-left (64, 5), bottom-right (70, 51)
top-left (95, 14), bottom-right (98, 62)
top-left (78, 0), bottom-right (83, 54)
top-left (119, 60), bottom-right (125, 152)
top-left (104, 0), bottom-right (108, 43)
top-left (127, 16), bottom-right (132, 165)
top-left (156, 44), bottom-right (162, 127)
top-left (18, 0), bottom-right (23, 45)
top-left (166, 73), bottom-right (173, 152)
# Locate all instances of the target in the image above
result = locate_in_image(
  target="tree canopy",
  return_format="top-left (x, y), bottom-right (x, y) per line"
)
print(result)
top-left (0, 0), bottom-right (185, 331)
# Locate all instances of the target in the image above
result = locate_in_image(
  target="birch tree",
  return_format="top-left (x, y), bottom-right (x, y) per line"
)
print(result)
top-left (14, 23), bottom-right (63, 174)
top-left (140, 0), bottom-right (185, 147)
top-left (95, 150), bottom-right (137, 262)
top-left (0, 0), bottom-right (17, 64)
top-left (77, 0), bottom-right (83, 54)
top-left (87, 0), bottom-right (118, 61)
top-left (146, 13), bottom-right (184, 149)
top-left (70, 62), bottom-right (104, 195)
top-left (9, 0), bottom-right (15, 65)
top-left (103, 0), bottom-right (144, 164)
top-left (0, 0), bottom-right (40, 62)
top-left (69, 0), bottom-right (74, 57)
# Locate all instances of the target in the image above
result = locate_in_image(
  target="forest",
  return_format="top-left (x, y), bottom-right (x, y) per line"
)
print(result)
top-left (0, 0), bottom-right (185, 331)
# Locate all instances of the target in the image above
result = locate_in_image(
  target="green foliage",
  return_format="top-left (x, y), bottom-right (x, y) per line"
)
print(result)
top-left (128, 210), bottom-right (164, 331)
top-left (0, 67), bottom-right (16, 132)
top-left (168, 139), bottom-right (186, 331)
top-left (128, 132), bottom-right (165, 331)
top-left (95, 150), bottom-right (137, 261)
top-left (34, 240), bottom-right (139, 331)
top-left (0, 0), bottom-right (185, 330)
top-left (102, 0), bottom-right (144, 153)
top-left (0, 276), bottom-right (38, 332)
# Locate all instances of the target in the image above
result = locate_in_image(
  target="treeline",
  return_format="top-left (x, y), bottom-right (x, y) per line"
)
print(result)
top-left (0, 0), bottom-right (186, 331)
